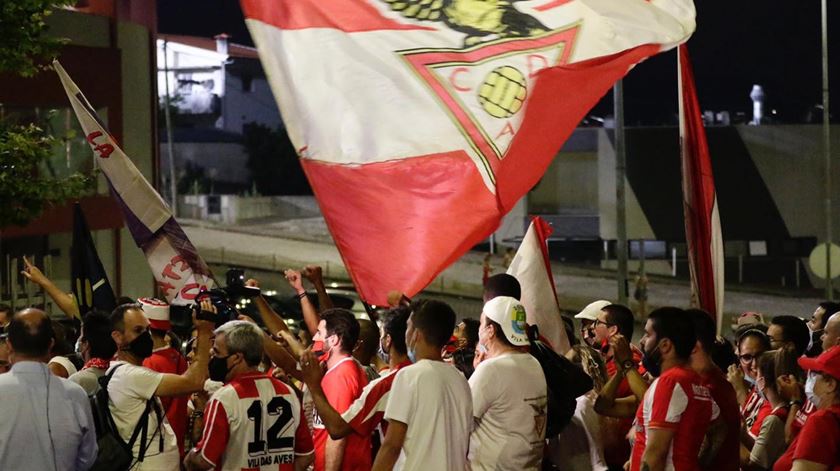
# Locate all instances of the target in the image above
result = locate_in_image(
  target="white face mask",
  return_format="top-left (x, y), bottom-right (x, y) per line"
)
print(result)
top-left (806, 371), bottom-right (820, 407)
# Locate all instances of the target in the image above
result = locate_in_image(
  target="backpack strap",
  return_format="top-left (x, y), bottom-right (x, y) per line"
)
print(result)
top-left (101, 364), bottom-right (162, 463)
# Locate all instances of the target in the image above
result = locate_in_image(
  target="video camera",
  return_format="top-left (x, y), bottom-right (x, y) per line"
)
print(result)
top-left (194, 268), bottom-right (261, 326)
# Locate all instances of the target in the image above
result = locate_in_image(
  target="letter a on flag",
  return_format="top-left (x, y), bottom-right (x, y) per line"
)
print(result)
top-left (242, 0), bottom-right (697, 304)
top-left (54, 61), bottom-right (215, 305)
top-left (678, 45), bottom-right (725, 333)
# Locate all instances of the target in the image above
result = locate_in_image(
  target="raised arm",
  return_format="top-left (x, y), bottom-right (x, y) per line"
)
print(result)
top-left (303, 266), bottom-right (333, 312)
top-left (285, 269), bottom-right (320, 336)
top-left (21, 256), bottom-right (80, 319)
top-left (246, 278), bottom-right (290, 335)
top-left (611, 335), bottom-right (649, 402)
top-left (156, 301), bottom-right (214, 397)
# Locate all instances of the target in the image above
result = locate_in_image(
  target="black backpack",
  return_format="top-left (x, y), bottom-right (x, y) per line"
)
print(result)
top-left (527, 325), bottom-right (593, 437)
top-left (88, 364), bottom-right (164, 471)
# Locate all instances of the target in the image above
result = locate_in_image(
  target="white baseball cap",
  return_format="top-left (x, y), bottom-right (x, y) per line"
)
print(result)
top-left (574, 300), bottom-right (611, 321)
top-left (138, 297), bottom-right (171, 331)
top-left (483, 296), bottom-right (529, 346)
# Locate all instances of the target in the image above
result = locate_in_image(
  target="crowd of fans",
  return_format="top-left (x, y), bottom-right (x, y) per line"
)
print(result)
top-left (1, 261), bottom-right (840, 471)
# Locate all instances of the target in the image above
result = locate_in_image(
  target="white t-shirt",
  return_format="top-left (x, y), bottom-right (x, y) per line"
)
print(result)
top-left (468, 352), bottom-right (547, 471)
top-left (384, 359), bottom-right (472, 471)
top-left (107, 361), bottom-right (180, 470)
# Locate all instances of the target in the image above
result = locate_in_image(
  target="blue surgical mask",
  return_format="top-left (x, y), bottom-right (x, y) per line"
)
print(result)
top-left (744, 374), bottom-right (757, 386)
top-left (407, 349), bottom-right (416, 363)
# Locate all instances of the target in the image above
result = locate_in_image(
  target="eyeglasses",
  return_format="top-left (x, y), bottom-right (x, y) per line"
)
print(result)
top-left (739, 353), bottom-right (757, 363)
top-left (593, 319), bottom-right (615, 328)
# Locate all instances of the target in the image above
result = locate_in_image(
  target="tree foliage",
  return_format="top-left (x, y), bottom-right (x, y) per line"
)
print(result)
top-left (242, 123), bottom-right (311, 195)
top-left (0, 0), bottom-right (74, 77)
top-left (0, 122), bottom-right (94, 227)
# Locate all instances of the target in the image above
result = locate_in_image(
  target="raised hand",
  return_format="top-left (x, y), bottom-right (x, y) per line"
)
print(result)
top-left (284, 269), bottom-right (305, 294)
top-left (21, 256), bottom-right (48, 286)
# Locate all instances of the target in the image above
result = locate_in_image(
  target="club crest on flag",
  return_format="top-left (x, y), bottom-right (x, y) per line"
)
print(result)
top-left (397, 25), bottom-right (578, 177)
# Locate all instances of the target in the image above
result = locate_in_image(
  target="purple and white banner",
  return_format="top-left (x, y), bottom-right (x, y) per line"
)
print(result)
top-left (54, 60), bottom-right (215, 305)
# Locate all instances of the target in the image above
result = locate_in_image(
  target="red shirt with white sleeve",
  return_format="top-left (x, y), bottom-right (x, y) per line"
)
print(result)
top-left (341, 360), bottom-right (412, 437)
top-left (630, 365), bottom-right (719, 471)
top-left (194, 372), bottom-right (314, 470)
top-left (312, 357), bottom-right (371, 471)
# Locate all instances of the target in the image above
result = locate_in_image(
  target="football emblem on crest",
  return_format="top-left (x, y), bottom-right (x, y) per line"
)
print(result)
top-left (478, 66), bottom-right (527, 118)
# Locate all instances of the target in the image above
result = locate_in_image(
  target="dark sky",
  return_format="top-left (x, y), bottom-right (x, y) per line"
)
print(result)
top-left (158, 1), bottom-right (840, 125)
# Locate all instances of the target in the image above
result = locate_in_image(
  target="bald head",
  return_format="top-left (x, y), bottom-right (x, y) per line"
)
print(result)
top-left (8, 308), bottom-right (54, 360)
top-left (822, 312), bottom-right (840, 352)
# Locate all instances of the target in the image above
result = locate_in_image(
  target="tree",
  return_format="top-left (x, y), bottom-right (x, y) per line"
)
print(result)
top-left (242, 123), bottom-right (311, 195)
top-left (0, 122), bottom-right (93, 227)
top-left (0, 0), bottom-right (95, 228)
top-left (0, 0), bottom-right (74, 77)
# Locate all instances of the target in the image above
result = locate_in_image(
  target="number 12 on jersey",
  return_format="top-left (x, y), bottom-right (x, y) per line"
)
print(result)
top-left (247, 397), bottom-right (294, 456)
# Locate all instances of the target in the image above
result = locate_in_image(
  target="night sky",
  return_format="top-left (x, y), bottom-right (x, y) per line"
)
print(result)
top-left (158, 1), bottom-right (840, 125)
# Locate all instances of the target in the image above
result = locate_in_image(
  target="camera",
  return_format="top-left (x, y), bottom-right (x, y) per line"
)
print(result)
top-left (194, 268), bottom-right (260, 326)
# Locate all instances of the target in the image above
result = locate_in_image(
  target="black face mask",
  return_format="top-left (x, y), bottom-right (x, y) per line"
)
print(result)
top-left (208, 354), bottom-right (232, 383)
top-left (641, 340), bottom-right (663, 377)
top-left (124, 330), bottom-right (154, 359)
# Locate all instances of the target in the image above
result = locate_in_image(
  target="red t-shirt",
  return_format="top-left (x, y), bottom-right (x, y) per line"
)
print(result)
top-left (195, 372), bottom-right (314, 470)
top-left (742, 386), bottom-right (773, 438)
top-left (312, 357), bottom-right (371, 471)
top-left (630, 366), bottom-right (719, 471)
top-left (774, 405), bottom-right (840, 471)
top-left (143, 346), bottom-right (189, 457)
top-left (789, 398), bottom-right (818, 439)
top-left (603, 347), bottom-right (645, 468)
top-left (700, 367), bottom-right (740, 471)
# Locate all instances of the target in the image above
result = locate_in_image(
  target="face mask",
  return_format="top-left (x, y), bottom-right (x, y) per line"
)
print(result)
top-left (407, 330), bottom-right (417, 363)
top-left (74, 337), bottom-right (83, 354)
top-left (378, 338), bottom-right (390, 364)
top-left (807, 327), bottom-right (824, 353)
top-left (311, 340), bottom-right (328, 361)
top-left (123, 330), bottom-right (153, 359)
top-left (805, 371), bottom-right (819, 406)
top-left (641, 340), bottom-right (663, 377)
top-left (744, 374), bottom-right (757, 386)
top-left (208, 354), bottom-right (232, 383)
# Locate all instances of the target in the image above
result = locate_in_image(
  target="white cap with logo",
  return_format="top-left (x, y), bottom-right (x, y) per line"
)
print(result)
top-left (574, 300), bottom-right (611, 321)
top-left (483, 296), bottom-right (529, 346)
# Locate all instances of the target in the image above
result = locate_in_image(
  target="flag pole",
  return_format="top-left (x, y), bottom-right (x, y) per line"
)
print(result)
top-left (162, 40), bottom-right (179, 218)
top-left (821, 0), bottom-right (834, 300)
top-left (615, 80), bottom-right (629, 305)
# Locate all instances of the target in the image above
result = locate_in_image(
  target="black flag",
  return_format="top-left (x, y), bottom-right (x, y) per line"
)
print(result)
top-left (72, 203), bottom-right (116, 316)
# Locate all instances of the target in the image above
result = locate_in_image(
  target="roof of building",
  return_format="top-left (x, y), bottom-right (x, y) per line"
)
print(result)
top-left (158, 33), bottom-right (260, 60)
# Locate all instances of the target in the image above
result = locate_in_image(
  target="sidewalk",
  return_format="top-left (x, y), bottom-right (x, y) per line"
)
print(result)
top-left (182, 219), bottom-right (824, 324)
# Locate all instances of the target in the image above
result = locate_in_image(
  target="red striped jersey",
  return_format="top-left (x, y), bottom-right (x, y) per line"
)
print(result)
top-left (630, 366), bottom-right (719, 471)
top-left (195, 372), bottom-right (314, 471)
top-left (341, 360), bottom-right (412, 437)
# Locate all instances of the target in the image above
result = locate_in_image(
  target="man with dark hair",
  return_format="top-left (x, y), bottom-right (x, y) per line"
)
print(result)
top-left (629, 307), bottom-right (719, 471)
top-left (309, 308), bottom-right (370, 471)
top-left (768, 315), bottom-right (810, 356)
top-left (483, 273), bottom-right (521, 302)
top-left (470, 296), bottom-right (547, 470)
top-left (688, 309), bottom-right (739, 470)
top-left (372, 300), bottom-right (472, 471)
top-left (591, 303), bottom-right (646, 469)
top-left (805, 302), bottom-right (840, 357)
top-left (107, 300), bottom-right (214, 469)
top-left (186, 321), bottom-right (314, 470)
top-left (68, 310), bottom-right (118, 395)
top-left (0, 309), bottom-right (97, 471)
top-left (452, 318), bottom-right (480, 378)
top-left (299, 307), bottom-right (412, 444)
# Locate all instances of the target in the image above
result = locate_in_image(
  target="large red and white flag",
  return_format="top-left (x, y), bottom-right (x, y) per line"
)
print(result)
top-left (508, 217), bottom-right (569, 354)
top-left (242, 0), bottom-right (696, 304)
top-left (678, 45), bottom-right (725, 332)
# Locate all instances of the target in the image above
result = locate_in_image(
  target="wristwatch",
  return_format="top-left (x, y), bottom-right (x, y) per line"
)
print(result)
top-left (788, 399), bottom-right (803, 408)
top-left (622, 359), bottom-right (636, 371)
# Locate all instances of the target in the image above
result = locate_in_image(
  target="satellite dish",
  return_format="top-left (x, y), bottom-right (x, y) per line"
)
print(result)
top-left (808, 243), bottom-right (840, 279)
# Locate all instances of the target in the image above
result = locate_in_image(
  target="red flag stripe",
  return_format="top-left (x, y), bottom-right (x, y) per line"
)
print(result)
top-left (241, 0), bottom-right (435, 32)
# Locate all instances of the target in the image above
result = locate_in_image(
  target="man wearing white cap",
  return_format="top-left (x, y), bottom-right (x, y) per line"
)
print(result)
top-left (140, 297), bottom-right (190, 459)
top-left (469, 296), bottom-right (547, 471)
top-left (574, 300), bottom-right (611, 348)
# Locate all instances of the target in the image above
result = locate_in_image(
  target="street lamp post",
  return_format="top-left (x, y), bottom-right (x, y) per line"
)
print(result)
top-left (822, 0), bottom-right (834, 300)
